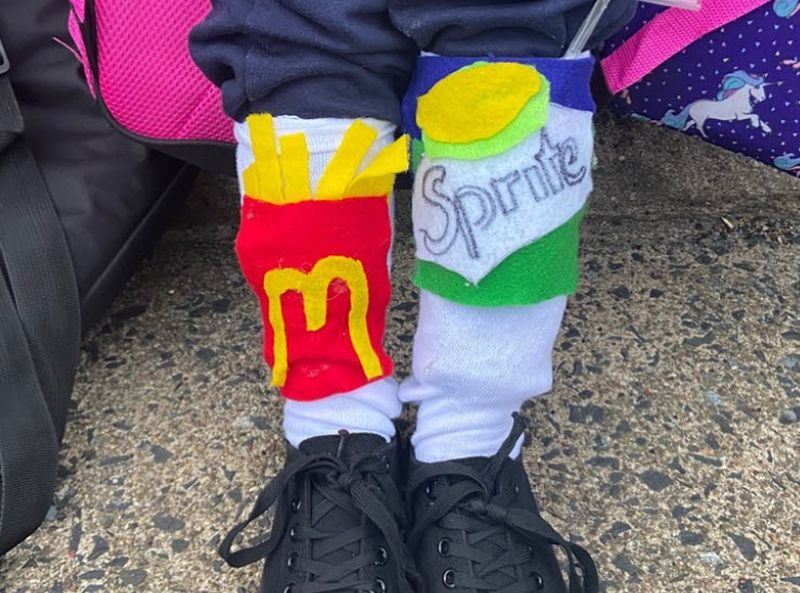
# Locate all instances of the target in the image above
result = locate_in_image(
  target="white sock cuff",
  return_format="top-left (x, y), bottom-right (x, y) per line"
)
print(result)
top-left (283, 377), bottom-right (402, 447)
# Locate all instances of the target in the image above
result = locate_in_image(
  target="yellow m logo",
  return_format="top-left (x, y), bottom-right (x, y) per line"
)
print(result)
top-left (263, 256), bottom-right (383, 387)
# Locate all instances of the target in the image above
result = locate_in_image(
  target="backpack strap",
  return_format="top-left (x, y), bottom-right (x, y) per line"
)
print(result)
top-left (0, 43), bottom-right (81, 554)
top-left (601, 0), bottom-right (772, 94)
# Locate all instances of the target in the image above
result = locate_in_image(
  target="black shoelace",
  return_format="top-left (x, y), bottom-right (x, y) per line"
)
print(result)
top-left (219, 435), bottom-right (418, 593)
top-left (406, 415), bottom-right (598, 593)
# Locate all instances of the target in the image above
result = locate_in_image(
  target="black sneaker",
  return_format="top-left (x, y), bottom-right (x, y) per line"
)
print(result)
top-left (406, 414), bottom-right (598, 593)
top-left (219, 431), bottom-right (419, 593)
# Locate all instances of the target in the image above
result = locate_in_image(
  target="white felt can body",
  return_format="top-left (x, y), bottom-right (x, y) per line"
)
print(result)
top-left (412, 104), bottom-right (594, 284)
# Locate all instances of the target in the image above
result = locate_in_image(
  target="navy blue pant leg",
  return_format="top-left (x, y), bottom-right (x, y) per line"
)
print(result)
top-left (388, 0), bottom-right (638, 57)
top-left (189, 0), bottom-right (418, 124)
top-left (190, 0), bottom-right (637, 122)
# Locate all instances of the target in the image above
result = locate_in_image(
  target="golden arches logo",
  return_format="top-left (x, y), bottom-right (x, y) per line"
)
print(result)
top-left (263, 256), bottom-right (383, 387)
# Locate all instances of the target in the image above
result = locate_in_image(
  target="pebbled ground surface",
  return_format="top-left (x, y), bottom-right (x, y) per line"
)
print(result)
top-left (1, 113), bottom-right (799, 593)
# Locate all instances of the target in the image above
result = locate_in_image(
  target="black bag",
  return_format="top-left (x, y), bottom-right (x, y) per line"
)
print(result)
top-left (0, 0), bottom-right (197, 554)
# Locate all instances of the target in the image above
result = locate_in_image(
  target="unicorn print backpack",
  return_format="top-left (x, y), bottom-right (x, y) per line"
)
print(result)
top-left (599, 0), bottom-right (800, 176)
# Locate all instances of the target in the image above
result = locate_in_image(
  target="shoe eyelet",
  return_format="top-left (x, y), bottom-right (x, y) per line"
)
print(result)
top-left (513, 483), bottom-right (521, 494)
top-left (527, 545), bottom-right (534, 556)
top-left (287, 553), bottom-right (298, 570)
top-left (381, 455), bottom-right (391, 470)
top-left (374, 546), bottom-right (388, 566)
top-left (437, 538), bottom-right (451, 557)
top-left (425, 482), bottom-right (435, 499)
top-left (291, 497), bottom-right (302, 512)
top-left (442, 569), bottom-right (456, 589)
top-left (533, 572), bottom-right (544, 589)
top-left (375, 577), bottom-right (387, 593)
top-left (289, 524), bottom-right (298, 539)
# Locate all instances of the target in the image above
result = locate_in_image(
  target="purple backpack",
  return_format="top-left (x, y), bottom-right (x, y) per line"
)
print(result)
top-left (599, 0), bottom-right (800, 176)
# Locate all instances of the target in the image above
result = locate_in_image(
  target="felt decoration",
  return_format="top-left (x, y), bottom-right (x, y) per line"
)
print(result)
top-left (265, 256), bottom-right (383, 387)
top-left (243, 113), bottom-right (282, 200)
top-left (345, 135), bottom-right (410, 197)
top-left (411, 138), bottom-right (425, 172)
top-left (403, 55), bottom-right (596, 141)
top-left (414, 208), bottom-right (584, 307)
top-left (236, 117), bottom-right (399, 201)
top-left (241, 116), bottom-right (408, 203)
top-left (399, 292), bottom-right (567, 462)
top-left (236, 196), bottom-right (394, 401)
top-left (421, 76), bottom-right (550, 161)
top-left (417, 63), bottom-right (543, 144)
top-left (316, 121), bottom-right (379, 199)
top-left (278, 133), bottom-right (312, 202)
top-left (413, 104), bottom-right (593, 284)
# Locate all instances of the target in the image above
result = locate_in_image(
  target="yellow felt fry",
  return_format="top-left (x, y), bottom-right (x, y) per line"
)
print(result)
top-left (346, 135), bottom-right (409, 196)
top-left (316, 120), bottom-right (378, 200)
top-left (242, 166), bottom-right (261, 200)
top-left (279, 133), bottom-right (312, 203)
top-left (344, 174), bottom-right (395, 198)
top-left (246, 114), bottom-right (283, 203)
top-left (417, 62), bottom-right (543, 145)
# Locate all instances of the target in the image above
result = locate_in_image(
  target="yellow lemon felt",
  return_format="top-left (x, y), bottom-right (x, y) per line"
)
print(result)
top-left (417, 62), bottom-right (542, 144)
top-left (422, 75), bottom-right (550, 161)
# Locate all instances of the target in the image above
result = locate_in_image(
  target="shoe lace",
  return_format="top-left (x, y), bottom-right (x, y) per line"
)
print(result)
top-left (219, 433), bottom-right (419, 593)
top-left (406, 414), bottom-right (598, 593)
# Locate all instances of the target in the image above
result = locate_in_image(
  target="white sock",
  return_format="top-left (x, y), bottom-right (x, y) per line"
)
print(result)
top-left (284, 378), bottom-right (402, 446)
top-left (399, 292), bottom-right (567, 462)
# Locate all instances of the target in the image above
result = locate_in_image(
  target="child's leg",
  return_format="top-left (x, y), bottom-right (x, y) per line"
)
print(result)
top-left (191, 0), bottom-right (416, 444)
top-left (389, 1), bottom-right (636, 592)
top-left (233, 115), bottom-right (405, 445)
top-left (190, 3), bottom-right (418, 591)
top-left (393, 0), bottom-right (638, 463)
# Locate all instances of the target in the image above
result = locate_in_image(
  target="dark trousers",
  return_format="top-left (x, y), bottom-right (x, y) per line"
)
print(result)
top-left (190, 0), bottom-right (637, 124)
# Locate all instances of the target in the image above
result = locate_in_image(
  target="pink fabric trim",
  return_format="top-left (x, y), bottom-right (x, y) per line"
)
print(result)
top-left (66, 10), bottom-right (96, 98)
top-left (70, 0), bottom-right (86, 22)
top-left (601, 0), bottom-right (771, 94)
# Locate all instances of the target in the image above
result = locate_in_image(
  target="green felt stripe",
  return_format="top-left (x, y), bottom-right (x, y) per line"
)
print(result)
top-left (414, 208), bottom-right (585, 307)
top-left (411, 138), bottom-right (425, 172)
top-left (422, 77), bottom-right (550, 162)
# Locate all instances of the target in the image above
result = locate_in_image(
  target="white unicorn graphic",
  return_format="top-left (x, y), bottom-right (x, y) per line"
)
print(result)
top-left (773, 0), bottom-right (800, 18)
top-left (661, 71), bottom-right (774, 138)
top-left (775, 154), bottom-right (800, 175)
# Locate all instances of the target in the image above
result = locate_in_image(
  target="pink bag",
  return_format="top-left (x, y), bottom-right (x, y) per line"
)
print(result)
top-left (65, 0), bottom-right (235, 173)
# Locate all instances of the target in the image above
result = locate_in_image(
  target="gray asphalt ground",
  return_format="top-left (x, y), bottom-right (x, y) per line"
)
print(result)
top-left (1, 112), bottom-right (798, 593)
